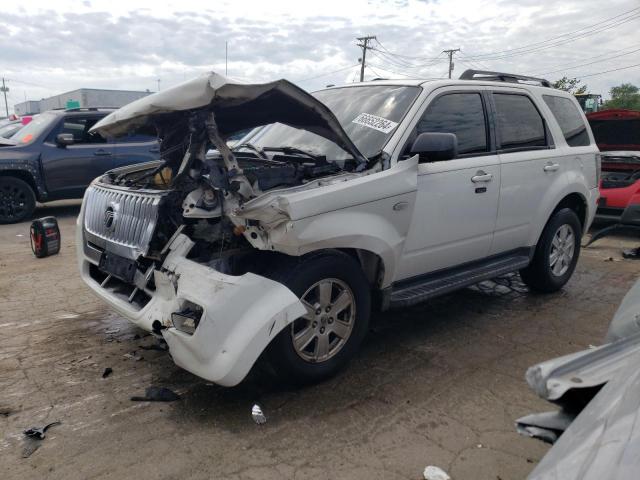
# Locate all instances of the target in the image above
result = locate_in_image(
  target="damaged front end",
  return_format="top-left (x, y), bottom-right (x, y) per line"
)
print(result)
top-left (76, 72), bottom-right (388, 385)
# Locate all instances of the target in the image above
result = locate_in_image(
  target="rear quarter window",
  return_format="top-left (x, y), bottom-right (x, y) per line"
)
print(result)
top-left (543, 95), bottom-right (590, 147)
top-left (493, 93), bottom-right (547, 150)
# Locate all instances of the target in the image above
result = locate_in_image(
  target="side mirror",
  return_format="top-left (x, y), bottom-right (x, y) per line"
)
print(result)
top-left (56, 133), bottom-right (74, 147)
top-left (411, 132), bottom-right (458, 163)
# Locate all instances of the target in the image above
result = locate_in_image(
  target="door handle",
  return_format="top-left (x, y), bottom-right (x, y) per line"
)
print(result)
top-left (543, 162), bottom-right (560, 172)
top-left (471, 171), bottom-right (493, 183)
top-left (93, 149), bottom-right (112, 156)
top-left (149, 147), bottom-right (160, 153)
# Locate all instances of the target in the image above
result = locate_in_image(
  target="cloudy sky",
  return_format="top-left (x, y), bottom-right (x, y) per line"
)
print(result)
top-left (1, 0), bottom-right (639, 111)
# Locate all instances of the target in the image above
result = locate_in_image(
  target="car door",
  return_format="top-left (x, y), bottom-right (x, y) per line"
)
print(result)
top-left (112, 132), bottom-right (160, 169)
top-left (489, 90), bottom-right (564, 254)
top-left (395, 89), bottom-right (501, 280)
top-left (41, 114), bottom-right (115, 198)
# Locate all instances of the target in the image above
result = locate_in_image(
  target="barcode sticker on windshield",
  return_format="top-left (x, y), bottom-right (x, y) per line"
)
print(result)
top-left (352, 113), bottom-right (398, 134)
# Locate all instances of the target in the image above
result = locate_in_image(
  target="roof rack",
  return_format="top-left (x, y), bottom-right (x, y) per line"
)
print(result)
top-left (459, 69), bottom-right (552, 88)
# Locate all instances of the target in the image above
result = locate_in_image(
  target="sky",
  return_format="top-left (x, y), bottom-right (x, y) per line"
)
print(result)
top-left (1, 0), bottom-right (639, 112)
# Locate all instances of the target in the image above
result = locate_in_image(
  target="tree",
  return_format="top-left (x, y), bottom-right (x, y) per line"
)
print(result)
top-left (552, 76), bottom-right (588, 95)
top-left (603, 83), bottom-right (640, 110)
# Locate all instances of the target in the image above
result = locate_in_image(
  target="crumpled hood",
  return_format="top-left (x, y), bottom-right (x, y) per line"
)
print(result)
top-left (90, 72), bottom-right (366, 163)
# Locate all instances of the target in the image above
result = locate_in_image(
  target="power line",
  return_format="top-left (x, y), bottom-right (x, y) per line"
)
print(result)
top-left (535, 44), bottom-right (640, 76)
top-left (366, 63), bottom-right (421, 78)
top-left (578, 62), bottom-right (640, 79)
top-left (463, 8), bottom-right (640, 61)
top-left (374, 39), bottom-right (444, 62)
top-left (369, 47), bottom-right (445, 69)
top-left (296, 64), bottom-right (360, 83)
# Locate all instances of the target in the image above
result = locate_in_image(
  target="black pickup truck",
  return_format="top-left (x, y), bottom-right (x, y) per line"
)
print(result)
top-left (0, 108), bottom-right (159, 223)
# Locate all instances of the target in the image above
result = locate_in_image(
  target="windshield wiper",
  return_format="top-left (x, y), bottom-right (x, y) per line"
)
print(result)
top-left (232, 142), bottom-right (268, 159)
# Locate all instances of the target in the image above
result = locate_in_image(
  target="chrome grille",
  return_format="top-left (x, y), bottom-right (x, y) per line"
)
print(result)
top-left (83, 184), bottom-right (166, 259)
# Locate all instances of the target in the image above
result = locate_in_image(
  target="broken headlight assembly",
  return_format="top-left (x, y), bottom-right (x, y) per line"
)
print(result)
top-left (171, 302), bottom-right (204, 335)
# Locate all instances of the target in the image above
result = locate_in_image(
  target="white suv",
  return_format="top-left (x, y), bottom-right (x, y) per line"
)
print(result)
top-left (77, 70), bottom-right (599, 386)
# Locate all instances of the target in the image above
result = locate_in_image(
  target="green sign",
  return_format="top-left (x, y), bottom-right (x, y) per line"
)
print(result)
top-left (66, 99), bottom-right (80, 109)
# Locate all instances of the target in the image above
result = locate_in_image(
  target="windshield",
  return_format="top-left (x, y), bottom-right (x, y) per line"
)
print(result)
top-left (245, 85), bottom-right (420, 164)
top-left (9, 112), bottom-right (57, 145)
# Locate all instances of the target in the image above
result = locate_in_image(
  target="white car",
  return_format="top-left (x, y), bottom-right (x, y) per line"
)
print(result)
top-left (77, 70), bottom-right (600, 386)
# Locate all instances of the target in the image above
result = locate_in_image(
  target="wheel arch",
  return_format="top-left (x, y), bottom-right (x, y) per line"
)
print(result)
top-left (0, 169), bottom-right (39, 198)
top-left (552, 192), bottom-right (587, 231)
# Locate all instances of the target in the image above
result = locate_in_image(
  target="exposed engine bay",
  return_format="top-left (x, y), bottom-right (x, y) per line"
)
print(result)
top-left (87, 73), bottom-right (374, 282)
top-left (600, 155), bottom-right (640, 189)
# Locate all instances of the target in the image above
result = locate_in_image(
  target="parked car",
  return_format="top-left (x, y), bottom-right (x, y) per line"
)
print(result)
top-left (587, 109), bottom-right (640, 223)
top-left (0, 108), bottom-right (159, 223)
top-left (518, 277), bottom-right (640, 479)
top-left (77, 70), bottom-right (599, 387)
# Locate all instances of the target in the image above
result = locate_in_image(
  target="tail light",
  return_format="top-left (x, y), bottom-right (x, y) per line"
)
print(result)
top-left (595, 153), bottom-right (601, 186)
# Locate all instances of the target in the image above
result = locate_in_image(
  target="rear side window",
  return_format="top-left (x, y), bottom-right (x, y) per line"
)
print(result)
top-left (417, 92), bottom-right (488, 155)
top-left (493, 93), bottom-right (546, 150)
top-left (543, 95), bottom-right (590, 147)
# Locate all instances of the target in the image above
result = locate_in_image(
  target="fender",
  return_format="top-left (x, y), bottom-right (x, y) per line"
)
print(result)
top-left (238, 157), bottom-right (419, 287)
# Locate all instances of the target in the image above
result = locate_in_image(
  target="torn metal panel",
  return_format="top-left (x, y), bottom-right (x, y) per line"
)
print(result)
top-left (520, 277), bottom-right (640, 479)
top-left (527, 357), bottom-right (640, 480)
top-left (605, 276), bottom-right (640, 342)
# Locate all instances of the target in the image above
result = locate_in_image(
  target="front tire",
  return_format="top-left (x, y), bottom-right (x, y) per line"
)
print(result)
top-left (0, 177), bottom-right (36, 224)
top-left (520, 208), bottom-right (582, 293)
top-left (267, 251), bottom-right (371, 385)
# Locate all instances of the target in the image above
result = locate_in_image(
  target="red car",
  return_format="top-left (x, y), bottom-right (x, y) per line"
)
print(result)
top-left (587, 109), bottom-right (640, 224)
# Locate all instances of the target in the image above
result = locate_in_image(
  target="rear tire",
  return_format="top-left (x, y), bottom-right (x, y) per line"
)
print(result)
top-left (266, 251), bottom-right (371, 385)
top-left (520, 208), bottom-right (582, 293)
top-left (0, 177), bottom-right (36, 224)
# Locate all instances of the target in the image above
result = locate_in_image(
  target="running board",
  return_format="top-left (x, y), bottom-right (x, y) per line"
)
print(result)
top-left (389, 252), bottom-right (531, 308)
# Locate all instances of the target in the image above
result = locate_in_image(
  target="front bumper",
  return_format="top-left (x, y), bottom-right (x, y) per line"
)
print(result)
top-left (76, 205), bottom-right (306, 386)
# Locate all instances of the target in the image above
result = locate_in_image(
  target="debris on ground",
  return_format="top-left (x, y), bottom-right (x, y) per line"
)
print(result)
top-left (123, 351), bottom-right (144, 361)
top-left (251, 404), bottom-right (267, 425)
top-left (105, 327), bottom-right (120, 334)
top-left (622, 247), bottom-right (640, 259)
top-left (423, 465), bottom-right (451, 480)
top-left (0, 407), bottom-right (12, 417)
top-left (102, 367), bottom-right (113, 378)
top-left (138, 342), bottom-right (168, 352)
top-left (23, 421), bottom-right (61, 440)
top-left (22, 439), bottom-right (41, 458)
top-left (130, 386), bottom-right (180, 402)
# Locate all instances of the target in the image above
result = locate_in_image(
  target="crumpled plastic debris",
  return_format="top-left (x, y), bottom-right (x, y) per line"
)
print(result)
top-left (251, 404), bottom-right (267, 425)
top-left (23, 421), bottom-right (61, 440)
top-left (102, 367), bottom-right (113, 378)
top-left (423, 465), bottom-right (450, 480)
top-left (131, 386), bottom-right (180, 402)
top-left (105, 327), bottom-right (120, 334)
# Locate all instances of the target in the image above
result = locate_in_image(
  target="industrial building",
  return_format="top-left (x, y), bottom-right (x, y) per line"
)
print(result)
top-left (14, 88), bottom-right (152, 115)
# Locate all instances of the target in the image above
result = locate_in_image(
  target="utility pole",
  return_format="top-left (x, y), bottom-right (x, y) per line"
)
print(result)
top-left (356, 35), bottom-right (376, 82)
top-left (157, 78), bottom-right (161, 92)
top-left (225, 41), bottom-right (228, 76)
top-left (1, 78), bottom-right (9, 117)
top-left (443, 48), bottom-right (460, 79)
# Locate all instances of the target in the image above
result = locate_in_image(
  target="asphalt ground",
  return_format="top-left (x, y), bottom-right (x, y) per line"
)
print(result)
top-left (1, 201), bottom-right (638, 479)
